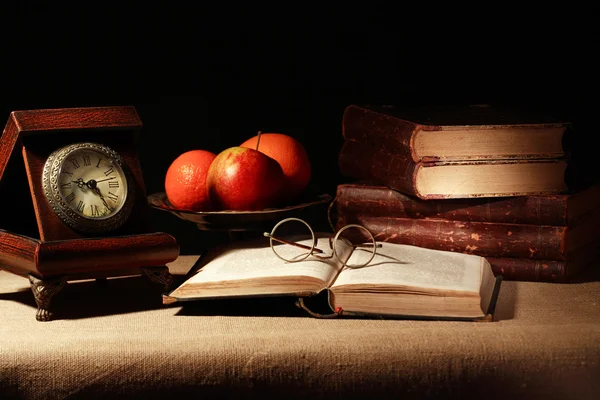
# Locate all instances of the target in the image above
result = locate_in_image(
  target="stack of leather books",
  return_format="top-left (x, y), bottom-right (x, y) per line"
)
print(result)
top-left (335, 104), bottom-right (600, 282)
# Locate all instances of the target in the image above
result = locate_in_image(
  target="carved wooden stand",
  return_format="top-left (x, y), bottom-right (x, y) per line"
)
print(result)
top-left (28, 266), bottom-right (174, 322)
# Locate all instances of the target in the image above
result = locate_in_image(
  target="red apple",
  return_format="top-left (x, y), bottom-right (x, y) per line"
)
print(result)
top-left (206, 146), bottom-right (285, 211)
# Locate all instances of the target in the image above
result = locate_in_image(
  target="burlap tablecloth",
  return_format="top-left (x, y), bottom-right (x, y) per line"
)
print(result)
top-left (1, 256), bottom-right (599, 399)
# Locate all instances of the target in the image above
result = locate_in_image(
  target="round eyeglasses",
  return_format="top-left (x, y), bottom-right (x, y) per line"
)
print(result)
top-left (263, 217), bottom-right (382, 269)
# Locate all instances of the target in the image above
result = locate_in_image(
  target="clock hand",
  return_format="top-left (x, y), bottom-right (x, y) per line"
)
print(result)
top-left (99, 195), bottom-right (112, 212)
top-left (94, 187), bottom-right (113, 211)
top-left (93, 177), bottom-right (116, 183)
top-left (71, 178), bottom-right (86, 189)
top-left (86, 180), bottom-right (113, 211)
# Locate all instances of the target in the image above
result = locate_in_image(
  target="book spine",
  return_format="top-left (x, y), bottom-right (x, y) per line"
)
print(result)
top-left (342, 105), bottom-right (419, 162)
top-left (338, 139), bottom-right (421, 198)
top-left (337, 214), bottom-right (568, 260)
top-left (487, 257), bottom-right (568, 282)
top-left (335, 183), bottom-right (569, 226)
top-left (488, 239), bottom-right (599, 282)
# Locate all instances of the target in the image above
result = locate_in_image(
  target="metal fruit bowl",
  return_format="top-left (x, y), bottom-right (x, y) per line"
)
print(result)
top-left (147, 192), bottom-right (332, 232)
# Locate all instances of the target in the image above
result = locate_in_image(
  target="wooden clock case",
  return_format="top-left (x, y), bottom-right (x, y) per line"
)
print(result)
top-left (0, 106), bottom-right (180, 321)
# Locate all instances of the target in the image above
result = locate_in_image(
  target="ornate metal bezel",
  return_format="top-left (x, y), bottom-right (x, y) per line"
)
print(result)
top-left (42, 142), bottom-right (136, 234)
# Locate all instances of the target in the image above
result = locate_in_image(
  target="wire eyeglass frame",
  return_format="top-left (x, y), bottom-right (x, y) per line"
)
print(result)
top-left (263, 217), bottom-right (382, 269)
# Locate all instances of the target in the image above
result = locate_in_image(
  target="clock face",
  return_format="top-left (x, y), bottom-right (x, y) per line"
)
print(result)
top-left (42, 142), bottom-right (135, 233)
top-left (57, 147), bottom-right (127, 218)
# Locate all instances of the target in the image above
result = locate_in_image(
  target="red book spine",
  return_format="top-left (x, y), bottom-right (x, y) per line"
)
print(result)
top-left (487, 257), bottom-right (568, 282)
top-left (487, 240), bottom-right (599, 282)
top-left (335, 183), bottom-right (571, 226)
top-left (342, 105), bottom-right (419, 161)
top-left (337, 214), bottom-right (568, 260)
top-left (338, 140), bottom-right (420, 198)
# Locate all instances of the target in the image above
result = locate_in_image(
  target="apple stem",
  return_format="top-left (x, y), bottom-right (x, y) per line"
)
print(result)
top-left (256, 130), bottom-right (262, 151)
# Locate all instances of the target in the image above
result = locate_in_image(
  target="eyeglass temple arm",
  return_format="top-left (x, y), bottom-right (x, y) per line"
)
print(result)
top-left (327, 238), bottom-right (383, 250)
top-left (358, 243), bottom-right (383, 248)
top-left (263, 232), bottom-right (325, 254)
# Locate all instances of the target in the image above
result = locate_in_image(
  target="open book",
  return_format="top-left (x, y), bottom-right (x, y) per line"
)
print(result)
top-left (164, 234), bottom-right (502, 321)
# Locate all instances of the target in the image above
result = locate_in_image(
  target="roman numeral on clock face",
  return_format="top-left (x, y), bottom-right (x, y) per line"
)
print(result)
top-left (91, 204), bottom-right (100, 217)
top-left (104, 167), bottom-right (114, 176)
top-left (65, 192), bottom-right (75, 203)
top-left (107, 192), bottom-right (118, 202)
top-left (76, 201), bottom-right (85, 212)
top-left (108, 181), bottom-right (119, 188)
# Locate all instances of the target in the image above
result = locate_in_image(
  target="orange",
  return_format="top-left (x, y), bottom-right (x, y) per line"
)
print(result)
top-left (240, 133), bottom-right (311, 203)
top-left (164, 149), bottom-right (216, 211)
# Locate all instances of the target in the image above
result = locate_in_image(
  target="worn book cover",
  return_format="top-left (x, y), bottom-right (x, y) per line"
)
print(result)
top-left (338, 139), bottom-right (570, 200)
top-left (342, 104), bottom-right (571, 162)
top-left (334, 182), bottom-right (600, 226)
top-left (335, 212), bottom-right (600, 261)
top-left (485, 240), bottom-right (599, 282)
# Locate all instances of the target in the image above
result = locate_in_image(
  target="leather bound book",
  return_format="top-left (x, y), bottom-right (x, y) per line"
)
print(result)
top-left (486, 240), bottom-right (599, 282)
top-left (338, 139), bottom-right (570, 200)
top-left (335, 212), bottom-right (600, 261)
top-left (334, 182), bottom-right (600, 227)
top-left (342, 104), bottom-right (571, 162)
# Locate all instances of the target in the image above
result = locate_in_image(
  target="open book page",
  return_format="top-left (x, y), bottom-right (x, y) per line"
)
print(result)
top-left (330, 242), bottom-right (486, 295)
top-left (169, 234), bottom-right (346, 299)
top-left (328, 243), bottom-right (496, 318)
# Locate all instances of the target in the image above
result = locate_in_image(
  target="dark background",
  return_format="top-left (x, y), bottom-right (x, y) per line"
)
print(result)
top-left (1, 5), bottom-right (598, 254)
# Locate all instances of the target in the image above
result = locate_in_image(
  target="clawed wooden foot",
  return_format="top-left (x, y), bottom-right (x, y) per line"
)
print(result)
top-left (29, 274), bottom-right (68, 322)
top-left (36, 307), bottom-right (52, 322)
top-left (140, 266), bottom-right (173, 293)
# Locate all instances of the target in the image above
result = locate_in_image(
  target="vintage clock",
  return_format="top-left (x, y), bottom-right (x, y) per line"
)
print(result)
top-left (0, 106), bottom-right (180, 321)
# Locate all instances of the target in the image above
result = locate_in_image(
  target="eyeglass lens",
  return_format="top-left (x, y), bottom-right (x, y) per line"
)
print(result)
top-left (333, 225), bottom-right (377, 269)
top-left (270, 218), bottom-right (315, 262)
